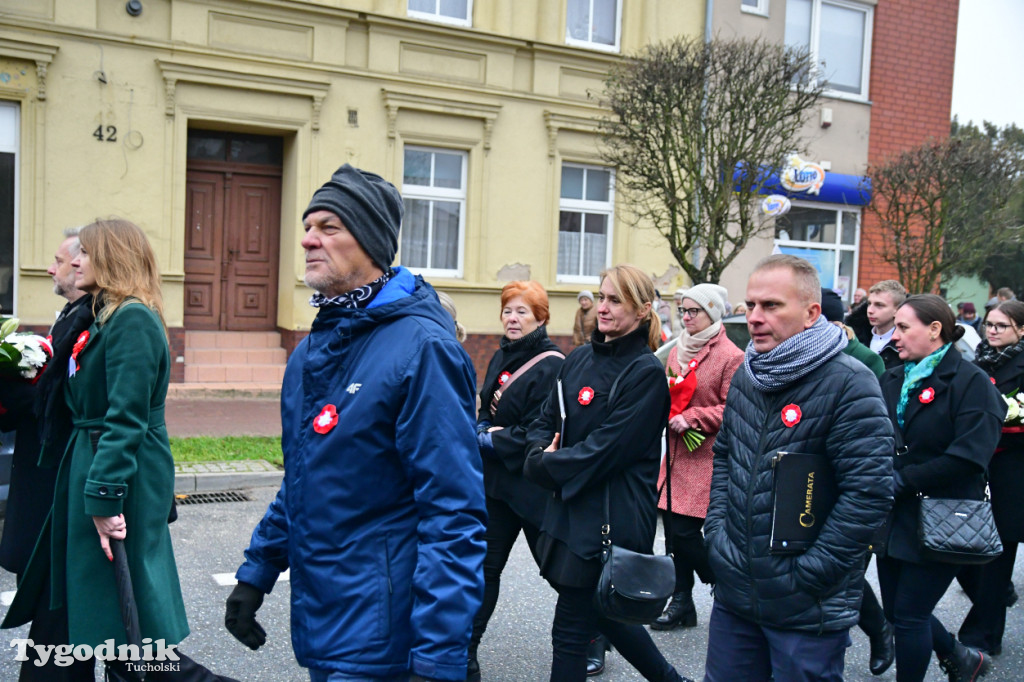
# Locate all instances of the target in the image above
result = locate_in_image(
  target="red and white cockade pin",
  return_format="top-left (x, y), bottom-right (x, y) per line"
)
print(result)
top-left (991, 377), bottom-right (997, 385)
top-left (313, 404), bottom-right (339, 434)
top-left (919, 387), bottom-right (935, 404)
top-left (68, 330), bottom-right (90, 377)
top-left (498, 371), bottom-right (511, 385)
top-left (578, 386), bottom-right (595, 406)
top-left (781, 404), bottom-right (802, 428)
top-left (688, 359), bottom-right (699, 371)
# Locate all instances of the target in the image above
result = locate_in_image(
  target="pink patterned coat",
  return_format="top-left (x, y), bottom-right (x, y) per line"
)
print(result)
top-left (658, 326), bottom-right (744, 518)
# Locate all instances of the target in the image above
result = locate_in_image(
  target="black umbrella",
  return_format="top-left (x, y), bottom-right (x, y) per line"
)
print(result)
top-left (109, 539), bottom-right (144, 682)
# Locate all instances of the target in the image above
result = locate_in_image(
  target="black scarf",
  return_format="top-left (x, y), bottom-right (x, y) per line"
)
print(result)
top-left (34, 294), bottom-right (94, 465)
top-left (309, 269), bottom-right (393, 309)
top-left (975, 337), bottom-right (1024, 373)
top-left (482, 326), bottom-right (558, 406)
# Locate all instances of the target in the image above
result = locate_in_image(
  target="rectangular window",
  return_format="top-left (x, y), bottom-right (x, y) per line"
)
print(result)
top-left (741, 0), bottom-right (770, 16)
top-left (775, 203), bottom-right (860, 303)
top-left (785, 0), bottom-right (872, 100)
top-left (558, 164), bottom-right (614, 282)
top-left (401, 147), bottom-right (466, 277)
top-left (408, 0), bottom-right (472, 27)
top-left (0, 102), bottom-right (17, 315)
top-left (566, 0), bottom-right (621, 52)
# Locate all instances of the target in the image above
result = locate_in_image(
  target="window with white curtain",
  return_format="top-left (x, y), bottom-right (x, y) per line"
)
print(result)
top-left (558, 164), bottom-right (614, 282)
top-left (785, 0), bottom-right (873, 99)
top-left (401, 147), bottom-right (466, 277)
top-left (742, 0), bottom-right (770, 16)
top-left (407, 0), bottom-right (472, 27)
top-left (565, 0), bottom-right (621, 52)
top-left (0, 102), bottom-right (18, 314)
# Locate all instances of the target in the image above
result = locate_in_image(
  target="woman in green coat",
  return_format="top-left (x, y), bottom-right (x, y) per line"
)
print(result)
top-left (3, 220), bottom-right (237, 680)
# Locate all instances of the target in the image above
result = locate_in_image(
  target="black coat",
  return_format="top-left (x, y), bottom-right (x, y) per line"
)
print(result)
top-left (705, 352), bottom-right (893, 632)
top-left (524, 325), bottom-right (669, 588)
top-left (877, 339), bottom-right (902, 371)
top-left (977, 350), bottom-right (1024, 542)
top-left (0, 295), bottom-right (92, 575)
top-left (478, 326), bottom-right (564, 529)
top-left (879, 348), bottom-right (1006, 563)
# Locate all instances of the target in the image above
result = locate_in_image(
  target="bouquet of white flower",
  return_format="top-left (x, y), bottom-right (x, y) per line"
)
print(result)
top-left (1002, 390), bottom-right (1024, 426)
top-left (0, 317), bottom-right (54, 382)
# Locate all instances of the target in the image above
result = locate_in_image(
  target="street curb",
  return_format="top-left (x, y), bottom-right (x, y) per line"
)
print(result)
top-left (174, 470), bottom-right (283, 494)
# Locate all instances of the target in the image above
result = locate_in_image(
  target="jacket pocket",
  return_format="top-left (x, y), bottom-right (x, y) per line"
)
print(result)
top-left (377, 534), bottom-right (393, 641)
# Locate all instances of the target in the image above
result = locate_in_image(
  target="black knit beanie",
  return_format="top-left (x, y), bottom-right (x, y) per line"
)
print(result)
top-left (302, 164), bottom-right (403, 269)
top-left (819, 288), bottom-right (846, 323)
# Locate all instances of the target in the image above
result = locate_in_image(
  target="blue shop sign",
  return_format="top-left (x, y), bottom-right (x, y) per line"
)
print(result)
top-left (733, 155), bottom-right (872, 206)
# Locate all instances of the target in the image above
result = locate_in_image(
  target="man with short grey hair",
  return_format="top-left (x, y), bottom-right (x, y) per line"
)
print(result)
top-left (703, 254), bottom-right (893, 681)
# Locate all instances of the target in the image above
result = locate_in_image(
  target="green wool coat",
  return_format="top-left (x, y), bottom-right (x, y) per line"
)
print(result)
top-left (2, 302), bottom-right (189, 647)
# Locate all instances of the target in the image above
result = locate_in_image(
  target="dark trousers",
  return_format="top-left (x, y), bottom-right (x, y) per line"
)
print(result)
top-left (470, 495), bottom-right (541, 653)
top-left (105, 650), bottom-right (238, 681)
top-left (703, 601), bottom-right (850, 682)
top-left (957, 541), bottom-right (1018, 654)
top-left (857, 555), bottom-right (887, 639)
top-left (876, 556), bottom-right (961, 682)
top-left (662, 512), bottom-right (714, 593)
top-left (549, 583), bottom-right (678, 682)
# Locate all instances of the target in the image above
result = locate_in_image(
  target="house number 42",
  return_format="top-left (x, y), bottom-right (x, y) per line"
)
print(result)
top-left (93, 125), bottom-right (117, 142)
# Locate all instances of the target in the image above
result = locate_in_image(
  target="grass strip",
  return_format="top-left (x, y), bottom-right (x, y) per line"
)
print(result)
top-left (170, 436), bottom-right (283, 468)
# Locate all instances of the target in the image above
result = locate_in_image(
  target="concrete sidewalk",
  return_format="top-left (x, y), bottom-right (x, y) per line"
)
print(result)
top-left (167, 396), bottom-right (284, 494)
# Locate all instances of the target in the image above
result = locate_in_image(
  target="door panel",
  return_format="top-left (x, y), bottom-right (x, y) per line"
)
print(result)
top-left (224, 174), bottom-right (280, 330)
top-left (183, 172), bottom-right (224, 330)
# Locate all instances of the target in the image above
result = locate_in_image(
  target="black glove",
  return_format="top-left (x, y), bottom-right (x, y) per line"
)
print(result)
top-left (225, 581), bottom-right (267, 650)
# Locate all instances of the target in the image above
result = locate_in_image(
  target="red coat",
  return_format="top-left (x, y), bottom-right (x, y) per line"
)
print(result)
top-left (658, 326), bottom-right (744, 518)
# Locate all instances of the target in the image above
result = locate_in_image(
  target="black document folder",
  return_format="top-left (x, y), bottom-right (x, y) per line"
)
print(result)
top-left (769, 451), bottom-right (838, 555)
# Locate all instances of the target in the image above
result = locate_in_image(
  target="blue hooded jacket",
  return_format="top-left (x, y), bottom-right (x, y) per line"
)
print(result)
top-left (236, 267), bottom-right (486, 680)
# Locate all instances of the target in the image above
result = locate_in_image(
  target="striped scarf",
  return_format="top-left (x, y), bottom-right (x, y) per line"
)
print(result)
top-left (744, 316), bottom-right (847, 392)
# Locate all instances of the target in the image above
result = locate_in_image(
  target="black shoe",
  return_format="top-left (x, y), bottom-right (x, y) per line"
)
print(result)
top-left (466, 655), bottom-right (480, 682)
top-left (1007, 583), bottom-right (1018, 608)
top-left (868, 620), bottom-right (895, 676)
top-left (938, 640), bottom-right (989, 682)
top-left (650, 592), bottom-right (697, 630)
top-left (586, 635), bottom-right (610, 676)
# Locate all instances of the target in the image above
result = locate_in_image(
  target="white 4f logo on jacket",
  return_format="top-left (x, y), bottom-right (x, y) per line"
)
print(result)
top-left (346, 383), bottom-right (362, 394)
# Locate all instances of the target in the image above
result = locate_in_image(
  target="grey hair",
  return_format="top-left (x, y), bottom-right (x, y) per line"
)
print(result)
top-left (63, 226), bottom-right (83, 257)
top-left (752, 254), bottom-right (821, 304)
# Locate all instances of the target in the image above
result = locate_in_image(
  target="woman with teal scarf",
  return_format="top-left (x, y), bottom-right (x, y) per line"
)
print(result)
top-left (877, 294), bottom-right (1005, 682)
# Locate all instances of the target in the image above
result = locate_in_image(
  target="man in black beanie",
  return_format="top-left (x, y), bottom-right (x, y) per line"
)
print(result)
top-left (226, 164), bottom-right (486, 682)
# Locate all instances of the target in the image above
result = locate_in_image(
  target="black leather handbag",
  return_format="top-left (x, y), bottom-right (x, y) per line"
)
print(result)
top-left (918, 495), bottom-right (1002, 565)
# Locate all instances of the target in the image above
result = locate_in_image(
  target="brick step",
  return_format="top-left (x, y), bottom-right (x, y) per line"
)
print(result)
top-left (184, 363), bottom-right (286, 384)
top-left (185, 347), bottom-right (287, 365)
top-left (185, 330), bottom-right (282, 349)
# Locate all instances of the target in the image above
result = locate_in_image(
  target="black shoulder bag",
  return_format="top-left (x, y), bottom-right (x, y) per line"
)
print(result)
top-left (589, 356), bottom-right (676, 625)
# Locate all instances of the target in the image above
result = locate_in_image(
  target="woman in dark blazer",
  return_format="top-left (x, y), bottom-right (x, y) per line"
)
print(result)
top-left (470, 280), bottom-right (564, 680)
top-left (877, 294), bottom-right (1005, 682)
top-left (956, 300), bottom-right (1024, 656)
top-left (524, 264), bottom-right (691, 682)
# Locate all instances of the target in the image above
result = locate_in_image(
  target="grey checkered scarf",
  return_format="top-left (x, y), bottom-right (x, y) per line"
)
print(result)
top-left (744, 316), bottom-right (848, 392)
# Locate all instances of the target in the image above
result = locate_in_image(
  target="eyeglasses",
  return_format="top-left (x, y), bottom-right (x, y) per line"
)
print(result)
top-left (678, 307), bottom-right (704, 318)
top-left (984, 322), bottom-right (1015, 333)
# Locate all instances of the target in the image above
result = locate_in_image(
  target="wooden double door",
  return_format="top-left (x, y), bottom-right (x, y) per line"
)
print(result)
top-left (184, 165), bottom-right (281, 331)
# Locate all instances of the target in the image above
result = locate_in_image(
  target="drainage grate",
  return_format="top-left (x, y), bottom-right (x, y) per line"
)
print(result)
top-left (175, 491), bottom-right (251, 505)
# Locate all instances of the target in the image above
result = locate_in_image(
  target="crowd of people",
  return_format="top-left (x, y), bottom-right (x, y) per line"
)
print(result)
top-left (1, 163), bottom-right (1021, 682)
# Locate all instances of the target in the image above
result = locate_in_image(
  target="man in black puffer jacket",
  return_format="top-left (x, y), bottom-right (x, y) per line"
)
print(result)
top-left (703, 255), bottom-right (894, 682)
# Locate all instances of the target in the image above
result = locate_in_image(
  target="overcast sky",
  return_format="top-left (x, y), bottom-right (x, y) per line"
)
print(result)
top-left (951, 0), bottom-right (1024, 129)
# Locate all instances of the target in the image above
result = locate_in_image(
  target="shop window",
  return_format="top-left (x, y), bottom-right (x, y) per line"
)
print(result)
top-left (775, 204), bottom-right (860, 302)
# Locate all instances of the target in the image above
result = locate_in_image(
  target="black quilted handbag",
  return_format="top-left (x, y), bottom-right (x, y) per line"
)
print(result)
top-left (594, 540), bottom-right (676, 625)
top-left (918, 496), bottom-right (1002, 565)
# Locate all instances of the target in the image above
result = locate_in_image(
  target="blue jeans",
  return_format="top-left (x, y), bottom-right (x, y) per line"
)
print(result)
top-left (704, 601), bottom-right (850, 682)
top-left (309, 671), bottom-right (410, 682)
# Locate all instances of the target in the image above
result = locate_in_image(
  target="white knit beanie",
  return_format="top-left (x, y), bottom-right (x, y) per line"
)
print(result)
top-left (681, 283), bottom-right (729, 323)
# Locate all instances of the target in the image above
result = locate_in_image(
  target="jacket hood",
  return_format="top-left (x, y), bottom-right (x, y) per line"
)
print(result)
top-left (312, 266), bottom-right (456, 337)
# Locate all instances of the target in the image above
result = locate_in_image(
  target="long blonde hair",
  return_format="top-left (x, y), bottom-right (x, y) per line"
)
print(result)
top-left (600, 264), bottom-right (661, 351)
top-left (79, 219), bottom-right (165, 327)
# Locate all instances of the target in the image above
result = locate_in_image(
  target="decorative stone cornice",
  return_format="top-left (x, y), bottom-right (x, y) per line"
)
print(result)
top-left (0, 37), bottom-right (59, 101)
top-left (543, 111), bottom-right (603, 158)
top-left (381, 89), bottom-right (502, 150)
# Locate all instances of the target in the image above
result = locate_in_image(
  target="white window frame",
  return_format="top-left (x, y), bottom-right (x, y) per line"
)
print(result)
top-left (786, 0), bottom-right (873, 102)
top-left (0, 101), bottom-right (19, 316)
top-left (557, 163), bottom-right (615, 284)
top-left (407, 0), bottom-right (473, 27)
top-left (565, 0), bottom-right (622, 53)
top-left (773, 201), bottom-right (860, 303)
top-left (741, 0), bottom-right (771, 17)
top-left (400, 146), bottom-right (467, 279)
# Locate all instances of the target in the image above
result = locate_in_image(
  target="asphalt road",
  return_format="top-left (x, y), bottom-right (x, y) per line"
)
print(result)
top-left (2, 483), bottom-right (1023, 681)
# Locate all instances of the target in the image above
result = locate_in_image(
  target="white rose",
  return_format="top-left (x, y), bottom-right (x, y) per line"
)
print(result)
top-left (1006, 399), bottom-right (1020, 423)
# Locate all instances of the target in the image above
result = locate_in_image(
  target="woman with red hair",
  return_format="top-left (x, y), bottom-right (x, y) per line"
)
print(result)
top-left (469, 280), bottom-right (565, 680)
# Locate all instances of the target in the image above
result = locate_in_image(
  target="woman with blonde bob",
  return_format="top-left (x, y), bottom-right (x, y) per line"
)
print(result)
top-left (469, 280), bottom-right (565, 680)
top-left (524, 265), bottom-right (692, 682)
top-left (3, 219), bottom-right (236, 681)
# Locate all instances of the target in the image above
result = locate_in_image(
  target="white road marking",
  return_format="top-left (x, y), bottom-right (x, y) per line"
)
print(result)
top-left (212, 569), bottom-right (289, 587)
top-left (1, 590), bottom-right (15, 606)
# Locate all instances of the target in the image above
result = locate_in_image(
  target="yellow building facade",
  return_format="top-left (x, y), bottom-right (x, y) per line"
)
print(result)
top-left (0, 0), bottom-right (702, 380)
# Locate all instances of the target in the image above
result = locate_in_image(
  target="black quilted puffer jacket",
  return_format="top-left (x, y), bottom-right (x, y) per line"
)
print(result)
top-left (704, 352), bottom-right (894, 633)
